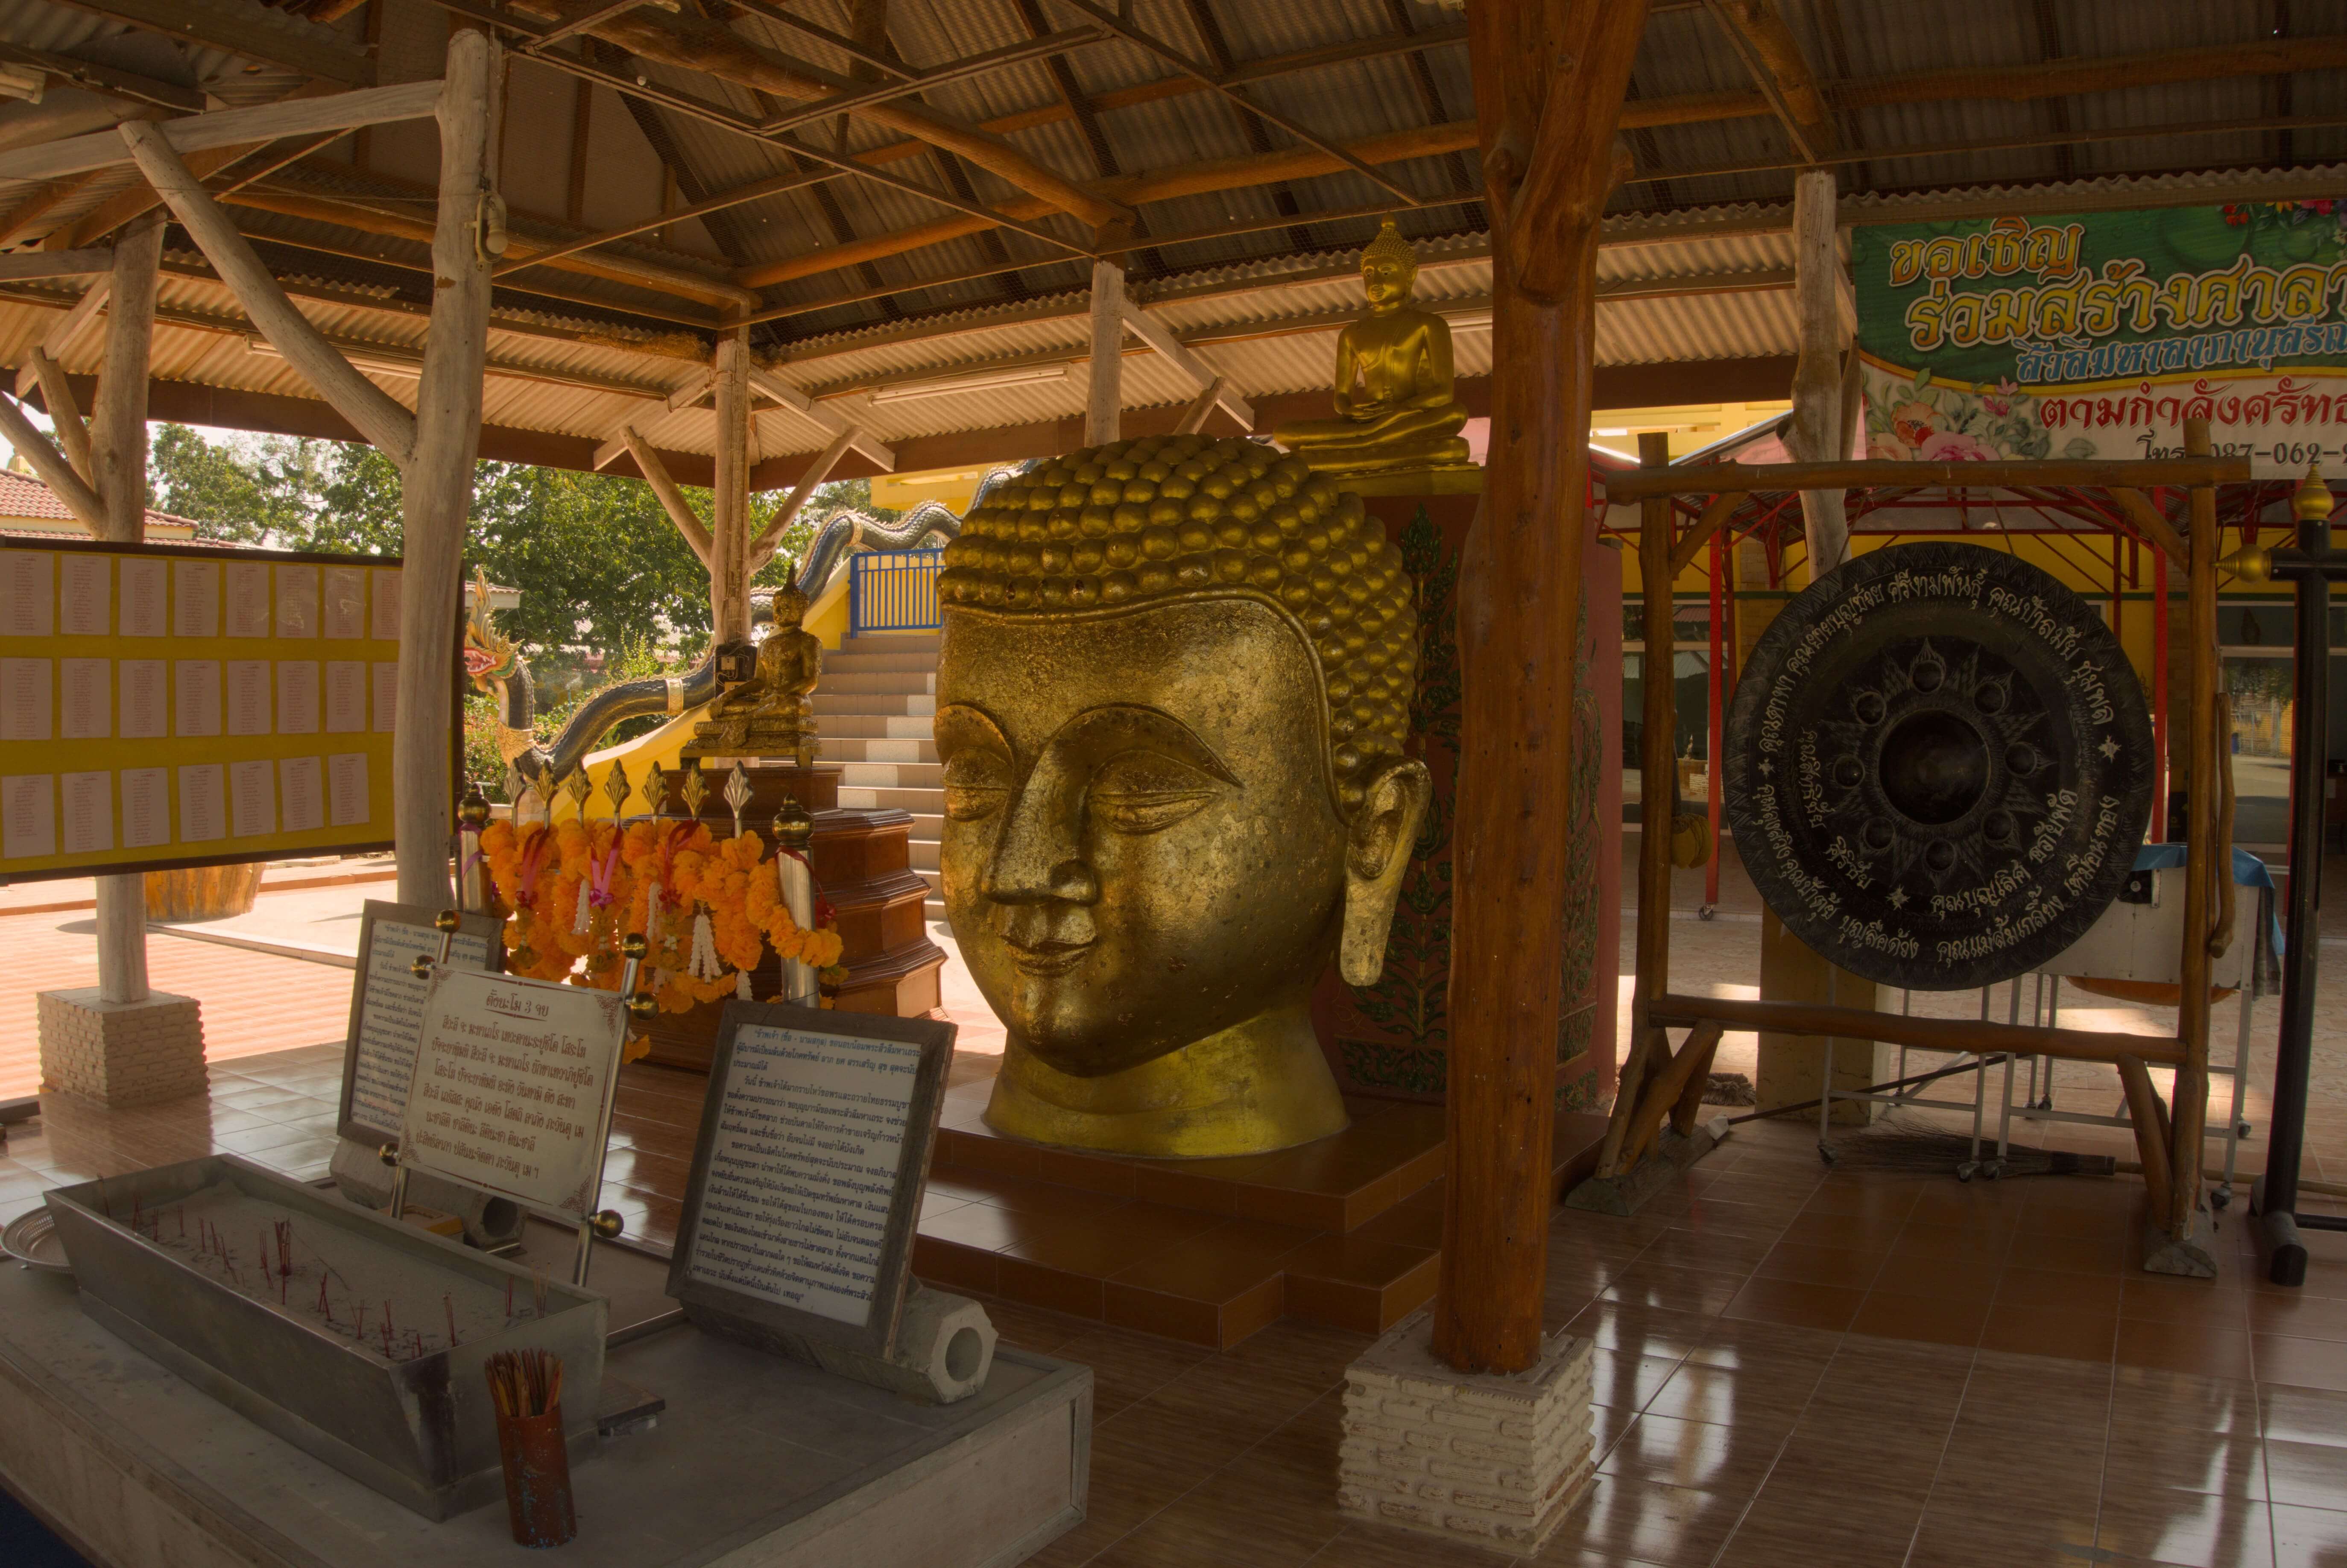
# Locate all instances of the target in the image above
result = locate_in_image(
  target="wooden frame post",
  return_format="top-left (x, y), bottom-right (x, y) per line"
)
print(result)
top-left (1787, 168), bottom-right (1849, 579)
top-left (1597, 434), bottom-right (1680, 1178)
top-left (711, 330), bottom-right (753, 643)
top-left (1436, 0), bottom-right (1650, 1376)
top-left (2169, 417), bottom-right (2219, 1237)
top-left (392, 26), bottom-right (502, 906)
top-left (1085, 258), bottom-right (1124, 446)
top-left (88, 212), bottom-right (164, 1005)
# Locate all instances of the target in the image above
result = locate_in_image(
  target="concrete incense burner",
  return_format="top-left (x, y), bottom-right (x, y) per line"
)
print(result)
top-left (43, 1153), bottom-right (606, 1521)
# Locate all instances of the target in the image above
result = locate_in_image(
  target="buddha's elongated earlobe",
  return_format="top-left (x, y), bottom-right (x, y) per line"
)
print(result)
top-left (1339, 756), bottom-right (1433, 986)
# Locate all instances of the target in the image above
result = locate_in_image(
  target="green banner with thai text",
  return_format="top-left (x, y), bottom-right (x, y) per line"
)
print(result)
top-left (1853, 202), bottom-right (2347, 479)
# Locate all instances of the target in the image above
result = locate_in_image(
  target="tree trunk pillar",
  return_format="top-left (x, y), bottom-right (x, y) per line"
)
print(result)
top-left (1435, 0), bottom-right (1649, 1377)
top-left (393, 25), bottom-right (502, 907)
top-left (711, 328), bottom-right (753, 643)
top-left (88, 212), bottom-right (164, 1004)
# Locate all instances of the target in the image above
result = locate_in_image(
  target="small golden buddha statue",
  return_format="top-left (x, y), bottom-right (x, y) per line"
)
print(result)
top-left (683, 585), bottom-right (822, 767)
top-left (1272, 218), bottom-right (1473, 478)
top-left (934, 435), bottom-right (1431, 1158)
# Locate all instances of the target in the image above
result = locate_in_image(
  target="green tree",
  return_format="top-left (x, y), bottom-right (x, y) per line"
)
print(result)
top-left (147, 424), bottom-right (334, 546)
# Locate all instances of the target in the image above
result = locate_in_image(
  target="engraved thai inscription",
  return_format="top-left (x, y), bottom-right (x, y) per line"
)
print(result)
top-left (1724, 542), bottom-right (2152, 990)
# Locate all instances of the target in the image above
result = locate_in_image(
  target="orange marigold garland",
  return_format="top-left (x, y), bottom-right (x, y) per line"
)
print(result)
top-left (484, 807), bottom-right (846, 1021)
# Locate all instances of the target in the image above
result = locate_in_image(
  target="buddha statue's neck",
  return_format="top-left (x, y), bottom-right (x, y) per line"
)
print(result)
top-left (985, 994), bottom-right (1349, 1159)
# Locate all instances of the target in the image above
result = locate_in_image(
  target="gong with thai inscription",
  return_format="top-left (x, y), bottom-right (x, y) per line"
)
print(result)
top-left (1723, 542), bottom-right (2154, 991)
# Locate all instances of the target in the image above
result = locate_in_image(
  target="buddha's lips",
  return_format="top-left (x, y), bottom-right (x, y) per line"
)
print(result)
top-left (1005, 939), bottom-right (1090, 978)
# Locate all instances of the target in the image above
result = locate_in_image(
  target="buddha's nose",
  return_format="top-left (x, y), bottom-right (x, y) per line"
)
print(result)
top-left (981, 769), bottom-right (1099, 907)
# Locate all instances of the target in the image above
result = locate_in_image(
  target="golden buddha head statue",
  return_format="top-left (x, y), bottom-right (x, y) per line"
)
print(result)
top-left (1358, 216), bottom-right (1418, 309)
top-left (934, 434), bottom-right (1431, 1156)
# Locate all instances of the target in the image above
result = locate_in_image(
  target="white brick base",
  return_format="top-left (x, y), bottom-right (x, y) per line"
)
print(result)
top-left (1337, 1309), bottom-right (1595, 1556)
top-left (35, 989), bottom-right (207, 1109)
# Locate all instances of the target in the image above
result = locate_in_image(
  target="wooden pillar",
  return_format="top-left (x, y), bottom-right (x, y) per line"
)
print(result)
top-left (392, 26), bottom-right (502, 907)
top-left (1085, 259), bottom-right (1124, 447)
top-left (1436, 0), bottom-right (1649, 1377)
top-left (1787, 169), bottom-right (1848, 580)
top-left (2171, 418), bottom-right (2218, 1236)
top-left (89, 213), bottom-right (164, 1004)
top-left (710, 329), bottom-right (753, 644)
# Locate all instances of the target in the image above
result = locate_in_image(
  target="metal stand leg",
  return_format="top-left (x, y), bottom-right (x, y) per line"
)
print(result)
top-left (1818, 969), bottom-right (1838, 1164)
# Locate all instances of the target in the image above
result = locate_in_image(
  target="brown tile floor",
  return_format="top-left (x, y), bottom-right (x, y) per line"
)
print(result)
top-left (6, 1050), bottom-right (2347, 1565)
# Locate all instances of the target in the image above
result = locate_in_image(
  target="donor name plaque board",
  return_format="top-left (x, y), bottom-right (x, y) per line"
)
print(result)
top-left (0, 537), bottom-right (401, 881)
top-left (336, 901), bottom-right (505, 1144)
top-left (669, 1002), bottom-right (954, 1358)
top-left (396, 966), bottom-right (630, 1223)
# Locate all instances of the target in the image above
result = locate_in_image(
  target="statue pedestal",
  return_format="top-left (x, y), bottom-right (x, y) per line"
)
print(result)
top-left (910, 1068), bottom-right (1611, 1349)
top-left (627, 764), bottom-right (946, 1071)
top-left (1309, 481), bottom-right (1624, 1112)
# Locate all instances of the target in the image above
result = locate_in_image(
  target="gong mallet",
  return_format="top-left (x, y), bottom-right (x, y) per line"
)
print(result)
top-left (2223, 464), bottom-right (2342, 1285)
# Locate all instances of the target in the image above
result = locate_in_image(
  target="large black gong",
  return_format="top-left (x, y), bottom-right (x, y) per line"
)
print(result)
top-left (1723, 542), bottom-right (2154, 991)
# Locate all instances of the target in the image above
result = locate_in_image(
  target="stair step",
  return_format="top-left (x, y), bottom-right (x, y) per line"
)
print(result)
top-left (812, 692), bottom-right (935, 717)
top-left (819, 671), bottom-right (936, 696)
top-left (840, 633), bottom-right (940, 654)
top-left (836, 785), bottom-right (945, 813)
top-left (910, 839), bottom-right (938, 872)
top-left (819, 714), bottom-right (937, 740)
top-left (821, 651), bottom-right (941, 674)
top-left (908, 812), bottom-right (942, 840)
top-left (840, 761), bottom-right (944, 788)
top-left (819, 736), bottom-right (939, 764)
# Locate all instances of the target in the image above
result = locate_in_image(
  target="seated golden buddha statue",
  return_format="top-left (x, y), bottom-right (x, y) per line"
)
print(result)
top-left (1272, 217), bottom-right (1473, 478)
top-left (933, 435), bottom-right (1431, 1158)
top-left (683, 585), bottom-right (822, 767)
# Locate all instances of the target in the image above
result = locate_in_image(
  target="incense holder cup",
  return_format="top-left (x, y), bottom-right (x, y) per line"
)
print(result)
top-left (496, 1400), bottom-right (579, 1548)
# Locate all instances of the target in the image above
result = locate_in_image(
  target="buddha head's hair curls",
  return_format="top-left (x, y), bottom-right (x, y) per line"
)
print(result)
top-left (937, 433), bottom-right (1417, 813)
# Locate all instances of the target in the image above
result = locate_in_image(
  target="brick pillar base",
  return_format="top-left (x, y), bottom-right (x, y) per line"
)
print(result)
top-left (1338, 1310), bottom-right (1595, 1557)
top-left (35, 990), bottom-right (207, 1109)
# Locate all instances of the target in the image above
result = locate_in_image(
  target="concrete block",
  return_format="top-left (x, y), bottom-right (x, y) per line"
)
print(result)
top-left (1335, 1309), bottom-right (1595, 1558)
top-left (36, 990), bottom-right (206, 1109)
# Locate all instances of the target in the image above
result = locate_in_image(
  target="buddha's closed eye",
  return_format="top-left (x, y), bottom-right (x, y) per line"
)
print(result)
top-left (942, 749), bottom-right (1011, 822)
top-left (1087, 750), bottom-right (1220, 835)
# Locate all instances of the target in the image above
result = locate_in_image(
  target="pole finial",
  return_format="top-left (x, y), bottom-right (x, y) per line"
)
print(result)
top-left (2294, 459), bottom-right (2334, 526)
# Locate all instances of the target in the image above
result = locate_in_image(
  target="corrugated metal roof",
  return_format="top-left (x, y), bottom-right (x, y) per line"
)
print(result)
top-left (0, 0), bottom-right (2334, 465)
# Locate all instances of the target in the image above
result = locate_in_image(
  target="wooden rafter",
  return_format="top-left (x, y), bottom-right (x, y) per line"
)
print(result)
top-left (505, 39), bottom-right (1100, 267)
top-left (1054, 0), bottom-right (1418, 208)
top-left (732, 117), bottom-right (1476, 291)
top-left (488, 0), bottom-right (1130, 229)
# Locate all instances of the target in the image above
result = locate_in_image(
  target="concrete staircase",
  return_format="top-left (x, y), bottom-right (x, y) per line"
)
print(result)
top-left (814, 632), bottom-right (944, 914)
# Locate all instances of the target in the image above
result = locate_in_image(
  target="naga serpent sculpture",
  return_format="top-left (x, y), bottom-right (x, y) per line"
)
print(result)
top-left (467, 469), bottom-right (1024, 793)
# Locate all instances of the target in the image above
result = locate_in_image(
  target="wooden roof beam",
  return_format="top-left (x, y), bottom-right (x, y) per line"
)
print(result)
top-left (224, 185), bottom-right (761, 312)
top-left (1702, 0), bottom-right (1836, 159)
top-left (121, 118), bottom-right (418, 465)
top-left (0, 79), bottom-right (445, 183)
top-left (1118, 302), bottom-right (1252, 428)
top-left (744, 364), bottom-right (894, 469)
top-left (56, 0), bottom-right (374, 86)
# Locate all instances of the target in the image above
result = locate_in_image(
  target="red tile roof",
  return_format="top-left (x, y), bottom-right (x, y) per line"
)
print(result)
top-left (0, 468), bottom-right (204, 534)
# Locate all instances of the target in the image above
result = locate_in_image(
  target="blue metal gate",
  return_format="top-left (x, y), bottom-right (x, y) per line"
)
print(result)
top-left (849, 548), bottom-right (945, 632)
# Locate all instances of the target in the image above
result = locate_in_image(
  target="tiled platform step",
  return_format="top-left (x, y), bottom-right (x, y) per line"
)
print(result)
top-left (909, 1076), bottom-right (1610, 1349)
